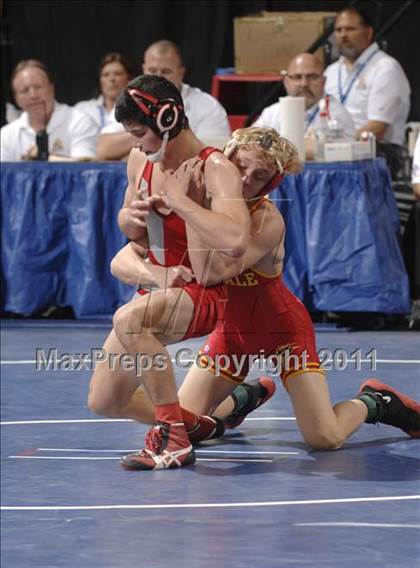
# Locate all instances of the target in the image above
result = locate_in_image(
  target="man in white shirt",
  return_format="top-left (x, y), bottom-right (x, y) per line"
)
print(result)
top-left (254, 53), bottom-right (355, 159)
top-left (1, 60), bottom-right (97, 162)
top-left (96, 40), bottom-right (231, 160)
top-left (324, 7), bottom-right (411, 146)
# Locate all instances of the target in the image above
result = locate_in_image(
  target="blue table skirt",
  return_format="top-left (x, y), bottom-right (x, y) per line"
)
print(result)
top-left (273, 158), bottom-right (409, 313)
top-left (1, 162), bottom-right (132, 317)
top-left (1, 159), bottom-right (409, 317)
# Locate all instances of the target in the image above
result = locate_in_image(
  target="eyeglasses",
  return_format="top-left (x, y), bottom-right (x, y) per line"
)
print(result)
top-left (286, 73), bottom-right (323, 82)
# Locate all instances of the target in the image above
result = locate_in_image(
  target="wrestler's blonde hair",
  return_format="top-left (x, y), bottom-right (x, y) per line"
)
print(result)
top-left (224, 127), bottom-right (302, 176)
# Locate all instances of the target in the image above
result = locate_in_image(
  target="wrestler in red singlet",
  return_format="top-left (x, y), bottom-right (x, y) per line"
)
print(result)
top-left (200, 198), bottom-right (324, 388)
top-left (138, 147), bottom-right (227, 339)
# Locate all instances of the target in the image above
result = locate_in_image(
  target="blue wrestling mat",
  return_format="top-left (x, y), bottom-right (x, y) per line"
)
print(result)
top-left (1, 320), bottom-right (419, 568)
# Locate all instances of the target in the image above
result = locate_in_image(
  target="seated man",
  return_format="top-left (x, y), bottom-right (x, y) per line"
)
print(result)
top-left (254, 53), bottom-right (355, 160)
top-left (1, 59), bottom-right (97, 161)
top-left (96, 40), bottom-right (231, 160)
top-left (324, 6), bottom-right (410, 146)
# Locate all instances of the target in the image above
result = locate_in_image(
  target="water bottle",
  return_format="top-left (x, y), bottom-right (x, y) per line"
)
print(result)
top-left (313, 98), bottom-right (330, 161)
top-left (327, 118), bottom-right (344, 141)
top-left (314, 118), bottom-right (329, 161)
top-left (314, 104), bottom-right (346, 160)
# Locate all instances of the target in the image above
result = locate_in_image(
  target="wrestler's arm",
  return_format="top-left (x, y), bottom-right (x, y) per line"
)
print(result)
top-left (117, 149), bottom-right (150, 241)
top-left (111, 241), bottom-right (194, 288)
top-left (189, 204), bottom-right (285, 286)
top-left (169, 154), bottom-right (250, 257)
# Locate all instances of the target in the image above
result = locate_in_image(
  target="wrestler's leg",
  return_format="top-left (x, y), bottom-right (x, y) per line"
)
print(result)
top-left (288, 372), bottom-right (420, 448)
top-left (114, 288), bottom-right (200, 469)
top-left (287, 371), bottom-right (368, 450)
top-left (178, 363), bottom-right (239, 415)
top-left (178, 366), bottom-right (271, 422)
top-left (176, 364), bottom-right (238, 443)
top-left (216, 370), bottom-right (420, 447)
top-left (87, 328), bottom-right (154, 423)
top-left (88, 288), bottom-right (194, 423)
top-left (177, 363), bottom-right (277, 443)
top-left (113, 287), bottom-right (195, 403)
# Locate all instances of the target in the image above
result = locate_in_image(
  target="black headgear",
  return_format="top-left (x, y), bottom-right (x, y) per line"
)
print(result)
top-left (128, 88), bottom-right (185, 140)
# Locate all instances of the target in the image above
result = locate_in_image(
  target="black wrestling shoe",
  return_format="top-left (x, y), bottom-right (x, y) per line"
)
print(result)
top-left (223, 377), bottom-right (276, 429)
top-left (357, 379), bottom-right (420, 438)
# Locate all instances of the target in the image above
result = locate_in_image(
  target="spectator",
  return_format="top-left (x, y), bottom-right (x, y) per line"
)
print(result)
top-left (96, 39), bottom-right (231, 160)
top-left (75, 52), bottom-right (132, 134)
top-left (324, 7), bottom-right (411, 146)
top-left (254, 53), bottom-right (355, 159)
top-left (1, 59), bottom-right (97, 162)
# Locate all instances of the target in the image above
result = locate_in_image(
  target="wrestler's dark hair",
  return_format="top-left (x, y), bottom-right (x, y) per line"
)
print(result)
top-left (115, 74), bottom-right (187, 139)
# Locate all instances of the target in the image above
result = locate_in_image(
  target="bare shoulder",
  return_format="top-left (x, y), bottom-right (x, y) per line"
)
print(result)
top-left (204, 150), bottom-right (240, 176)
top-left (202, 151), bottom-right (242, 198)
top-left (127, 148), bottom-right (148, 187)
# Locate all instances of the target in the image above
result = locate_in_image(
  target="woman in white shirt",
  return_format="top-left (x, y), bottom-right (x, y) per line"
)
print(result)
top-left (75, 52), bottom-right (132, 133)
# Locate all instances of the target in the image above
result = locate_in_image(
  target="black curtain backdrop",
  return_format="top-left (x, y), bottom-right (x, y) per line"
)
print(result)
top-left (1, 0), bottom-right (419, 125)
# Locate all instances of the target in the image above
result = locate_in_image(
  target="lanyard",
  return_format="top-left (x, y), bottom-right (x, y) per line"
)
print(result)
top-left (305, 106), bottom-right (319, 131)
top-left (338, 48), bottom-right (379, 104)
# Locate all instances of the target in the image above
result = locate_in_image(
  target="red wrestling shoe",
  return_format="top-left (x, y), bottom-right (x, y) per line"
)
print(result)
top-left (357, 379), bottom-right (420, 438)
top-left (120, 421), bottom-right (196, 470)
top-left (187, 415), bottom-right (225, 444)
top-left (223, 377), bottom-right (276, 429)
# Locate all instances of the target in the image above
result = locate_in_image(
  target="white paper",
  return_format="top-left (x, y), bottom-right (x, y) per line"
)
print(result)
top-left (278, 96), bottom-right (305, 161)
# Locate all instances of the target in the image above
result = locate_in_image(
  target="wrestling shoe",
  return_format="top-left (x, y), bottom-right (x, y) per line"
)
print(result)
top-left (187, 415), bottom-right (225, 444)
top-left (223, 376), bottom-right (276, 429)
top-left (357, 379), bottom-right (420, 438)
top-left (120, 421), bottom-right (196, 471)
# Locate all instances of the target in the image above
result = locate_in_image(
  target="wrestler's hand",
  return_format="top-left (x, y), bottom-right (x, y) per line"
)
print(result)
top-left (171, 265), bottom-right (195, 288)
top-left (160, 157), bottom-right (203, 208)
top-left (125, 198), bottom-right (153, 228)
top-left (157, 265), bottom-right (195, 289)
